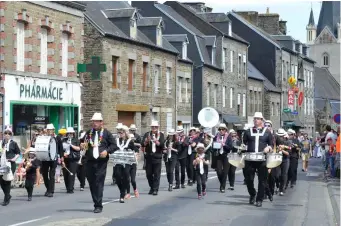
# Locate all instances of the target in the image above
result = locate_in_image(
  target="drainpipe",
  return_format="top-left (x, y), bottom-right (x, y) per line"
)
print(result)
top-left (280, 49), bottom-right (283, 128)
top-left (245, 44), bottom-right (250, 125)
top-left (175, 55), bottom-right (178, 129)
top-left (0, 93), bottom-right (4, 139)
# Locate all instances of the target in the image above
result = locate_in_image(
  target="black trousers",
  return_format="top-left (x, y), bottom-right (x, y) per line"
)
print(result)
top-left (86, 160), bottom-right (107, 209)
top-left (145, 158), bottom-right (162, 191)
top-left (41, 161), bottom-right (57, 194)
top-left (77, 163), bottom-right (86, 188)
top-left (25, 175), bottom-right (36, 197)
top-left (127, 164), bottom-right (137, 193)
top-left (112, 165), bottom-right (116, 183)
top-left (268, 166), bottom-right (280, 195)
top-left (196, 168), bottom-right (207, 194)
top-left (288, 158), bottom-right (298, 185)
top-left (175, 158), bottom-right (186, 185)
top-left (279, 159), bottom-right (290, 192)
top-left (165, 157), bottom-right (177, 185)
top-left (216, 155), bottom-right (229, 189)
top-left (63, 159), bottom-right (78, 192)
top-left (186, 153), bottom-right (195, 182)
top-left (0, 162), bottom-right (15, 200)
top-left (244, 160), bottom-right (267, 202)
top-left (115, 164), bottom-right (130, 198)
top-left (226, 161), bottom-right (237, 187)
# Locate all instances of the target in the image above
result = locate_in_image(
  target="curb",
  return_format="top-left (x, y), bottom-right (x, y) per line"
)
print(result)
top-left (327, 180), bottom-right (340, 226)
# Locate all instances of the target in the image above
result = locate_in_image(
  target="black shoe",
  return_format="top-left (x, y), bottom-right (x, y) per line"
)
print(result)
top-left (255, 201), bottom-right (262, 207)
top-left (119, 198), bottom-right (124, 203)
top-left (290, 184), bottom-right (295, 188)
top-left (168, 185), bottom-right (173, 192)
top-left (47, 193), bottom-right (54, 197)
top-left (80, 188), bottom-right (84, 191)
top-left (249, 196), bottom-right (256, 205)
top-left (28, 197), bottom-right (32, 201)
top-left (220, 188), bottom-right (225, 193)
top-left (263, 195), bottom-right (267, 200)
top-left (94, 207), bottom-right (102, 213)
top-left (67, 190), bottom-right (74, 194)
top-left (228, 187), bottom-right (234, 190)
top-left (268, 194), bottom-right (273, 202)
top-left (181, 184), bottom-right (186, 188)
top-left (153, 190), bottom-right (158, 196)
top-left (44, 191), bottom-right (49, 197)
top-left (188, 181), bottom-right (193, 186)
top-left (173, 185), bottom-right (180, 189)
top-left (148, 189), bottom-right (153, 195)
top-left (2, 195), bottom-right (11, 206)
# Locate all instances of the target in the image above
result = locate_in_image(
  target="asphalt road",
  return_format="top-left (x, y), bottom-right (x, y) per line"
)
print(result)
top-left (0, 158), bottom-right (337, 226)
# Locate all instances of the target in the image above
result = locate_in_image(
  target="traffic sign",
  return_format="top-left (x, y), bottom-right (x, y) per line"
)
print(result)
top-left (283, 108), bottom-right (291, 113)
top-left (298, 91), bottom-right (304, 106)
top-left (334, 114), bottom-right (340, 124)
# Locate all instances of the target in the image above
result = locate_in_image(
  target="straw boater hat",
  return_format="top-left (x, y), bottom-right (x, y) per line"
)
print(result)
top-left (229, 129), bottom-right (236, 134)
top-left (122, 125), bottom-right (129, 132)
top-left (276, 128), bottom-right (286, 136)
top-left (189, 127), bottom-right (197, 132)
top-left (167, 129), bottom-right (176, 136)
top-left (46, 124), bottom-right (55, 130)
top-left (218, 123), bottom-right (227, 130)
top-left (150, 121), bottom-right (159, 127)
top-left (287, 129), bottom-right (296, 135)
top-left (253, 112), bottom-right (264, 119)
top-left (195, 143), bottom-right (205, 151)
top-left (264, 120), bottom-right (272, 127)
top-left (116, 123), bottom-right (124, 130)
top-left (91, 112), bottom-right (103, 121)
top-left (129, 124), bottom-right (137, 130)
top-left (176, 126), bottom-right (184, 133)
top-left (66, 127), bottom-right (75, 133)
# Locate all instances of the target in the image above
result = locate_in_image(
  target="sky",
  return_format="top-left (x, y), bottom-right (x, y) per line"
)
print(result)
top-left (131, 0), bottom-right (323, 43)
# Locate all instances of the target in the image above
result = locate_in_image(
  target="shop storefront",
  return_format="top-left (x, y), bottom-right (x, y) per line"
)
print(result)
top-left (4, 74), bottom-right (82, 136)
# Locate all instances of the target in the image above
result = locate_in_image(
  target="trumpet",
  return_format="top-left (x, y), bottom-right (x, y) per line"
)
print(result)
top-left (78, 150), bottom-right (86, 165)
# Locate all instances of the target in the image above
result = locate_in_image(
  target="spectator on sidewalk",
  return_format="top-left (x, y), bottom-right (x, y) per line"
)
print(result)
top-left (328, 138), bottom-right (337, 177)
top-left (301, 133), bottom-right (311, 172)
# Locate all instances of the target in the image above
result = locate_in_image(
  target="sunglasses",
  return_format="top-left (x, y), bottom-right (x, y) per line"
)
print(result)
top-left (4, 132), bottom-right (11, 135)
top-left (218, 128), bottom-right (226, 131)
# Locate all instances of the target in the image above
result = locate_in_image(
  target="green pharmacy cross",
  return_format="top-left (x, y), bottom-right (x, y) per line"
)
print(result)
top-left (77, 56), bottom-right (107, 80)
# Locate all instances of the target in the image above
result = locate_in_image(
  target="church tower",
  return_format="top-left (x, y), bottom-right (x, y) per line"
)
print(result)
top-left (306, 8), bottom-right (316, 45)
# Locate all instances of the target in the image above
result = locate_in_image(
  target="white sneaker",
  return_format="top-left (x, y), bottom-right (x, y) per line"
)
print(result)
top-left (279, 192), bottom-right (284, 196)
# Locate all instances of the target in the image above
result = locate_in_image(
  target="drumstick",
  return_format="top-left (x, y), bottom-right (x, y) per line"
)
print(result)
top-left (62, 165), bottom-right (73, 175)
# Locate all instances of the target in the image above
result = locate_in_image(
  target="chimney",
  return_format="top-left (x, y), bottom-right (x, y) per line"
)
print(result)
top-left (183, 2), bottom-right (206, 13)
top-left (266, 7), bottom-right (269, 14)
top-left (258, 10), bottom-right (280, 35)
top-left (302, 46), bottom-right (309, 56)
top-left (279, 20), bottom-right (287, 35)
top-left (236, 11), bottom-right (259, 26)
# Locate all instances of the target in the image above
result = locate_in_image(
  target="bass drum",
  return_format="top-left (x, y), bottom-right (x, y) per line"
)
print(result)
top-left (35, 136), bottom-right (57, 161)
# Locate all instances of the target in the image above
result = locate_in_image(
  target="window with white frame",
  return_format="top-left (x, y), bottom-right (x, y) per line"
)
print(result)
top-left (222, 48), bottom-right (226, 71)
top-left (213, 84), bottom-right (217, 107)
top-left (307, 71), bottom-right (310, 88)
top-left (311, 98), bottom-right (314, 112)
top-left (304, 96), bottom-right (307, 114)
top-left (178, 77), bottom-right (182, 102)
top-left (282, 60), bottom-right (284, 80)
top-left (185, 78), bottom-right (189, 103)
top-left (230, 87), bottom-right (233, 108)
top-left (61, 32), bottom-right (69, 77)
top-left (307, 97), bottom-right (310, 115)
top-left (243, 54), bottom-right (246, 77)
top-left (238, 54), bottom-right (242, 75)
top-left (228, 21), bottom-right (232, 36)
top-left (277, 103), bottom-right (280, 116)
top-left (182, 42), bottom-right (187, 60)
top-left (242, 93), bottom-right (246, 117)
top-left (154, 65), bottom-right (160, 93)
top-left (166, 67), bottom-right (171, 94)
top-left (322, 53), bottom-right (329, 67)
top-left (310, 71), bottom-right (313, 88)
top-left (230, 50), bottom-right (233, 72)
top-left (222, 86), bottom-right (226, 107)
top-left (294, 65), bottom-right (298, 80)
top-left (16, 22), bottom-right (25, 71)
top-left (291, 64), bottom-right (294, 75)
top-left (207, 83), bottom-right (211, 106)
top-left (271, 102), bottom-right (274, 116)
top-left (212, 47), bottom-right (216, 65)
top-left (304, 69), bottom-right (306, 86)
top-left (40, 28), bottom-right (48, 74)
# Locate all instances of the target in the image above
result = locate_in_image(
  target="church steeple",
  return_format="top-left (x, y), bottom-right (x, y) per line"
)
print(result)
top-left (306, 7), bottom-right (316, 45)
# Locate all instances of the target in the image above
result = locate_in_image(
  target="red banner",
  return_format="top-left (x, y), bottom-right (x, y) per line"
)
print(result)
top-left (288, 89), bottom-right (294, 111)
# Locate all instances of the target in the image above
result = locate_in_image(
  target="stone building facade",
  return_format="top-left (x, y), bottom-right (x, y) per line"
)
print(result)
top-left (82, 2), bottom-right (182, 134)
top-left (0, 1), bottom-right (84, 142)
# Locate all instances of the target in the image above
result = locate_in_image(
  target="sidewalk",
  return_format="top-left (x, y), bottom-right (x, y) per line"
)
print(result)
top-left (326, 177), bottom-right (340, 225)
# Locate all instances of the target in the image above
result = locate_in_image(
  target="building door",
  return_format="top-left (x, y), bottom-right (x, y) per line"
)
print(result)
top-left (117, 111), bottom-right (135, 128)
top-left (49, 106), bottom-right (60, 133)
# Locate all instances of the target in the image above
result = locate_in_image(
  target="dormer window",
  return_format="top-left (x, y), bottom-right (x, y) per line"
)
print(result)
top-left (156, 26), bottom-right (162, 46)
top-left (299, 44), bottom-right (302, 54)
top-left (228, 21), bottom-right (232, 36)
top-left (211, 47), bottom-right (216, 65)
top-left (130, 18), bottom-right (137, 39)
top-left (182, 42), bottom-right (187, 60)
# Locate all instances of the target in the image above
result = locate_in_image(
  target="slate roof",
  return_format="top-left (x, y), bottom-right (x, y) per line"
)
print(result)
top-left (155, 3), bottom-right (219, 69)
top-left (137, 17), bottom-right (163, 27)
top-left (247, 62), bottom-right (281, 92)
top-left (317, 1), bottom-right (340, 38)
top-left (203, 36), bottom-right (216, 46)
top-left (84, 1), bottom-right (178, 55)
top-left (314, 67), bottom-right (340, 100)
top-left (196, 12), bottom-right (230, 23)
top-left (308, 8), bottom-right (315, 26)
top-left (163, 34), bottom-right (189, 43)
top-left (102, 8), bottom-right (136, 18)
top-left (272, 35), bottom-right (295, 41)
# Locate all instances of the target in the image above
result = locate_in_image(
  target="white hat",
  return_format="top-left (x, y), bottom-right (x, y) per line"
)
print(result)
top-left (167, 129), bottom-right (176, 136)
top-left (189, 127), bottom-right (197, 132)
top-left (276, 128), bottom-right (286, 136)
top-left (195, 143), bottom-right (205, 151)
top-left (229, 129), bottom-right (236, 134)
top-left (122, 125), bottom-right (129, 132)
top-left (116, 123), bottom-right (124, 129)
top-left (253, 112), bottom-right (264, 119)
top-left (91, 112), bottom-right (103, 121)
top-left (46, 124), bottom-right (55, 130)
top-left (218, 123), bottom-right (227, 129)
top-left (176, 126), bottom-right (184, 133)
top-left (4, 125), bottom-right (12, 133)
top-left (264, 120), bottom-right (272, 126)
top-left (66, 127), bottom-right (75, 133)
top-left (129, 124), bottom-right (137, 130)
top-left (284, 132), bottom-right (289, 138)
top-left (29, 147), bottom-right (36, 154)
top-left (287, 129), bottom-right (296, 135)
top-left (150, 121), bottom-right (159, 127)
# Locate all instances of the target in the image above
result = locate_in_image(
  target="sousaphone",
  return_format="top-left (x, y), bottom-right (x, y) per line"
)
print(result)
top-left (198, 107), bottom-right (220, 128)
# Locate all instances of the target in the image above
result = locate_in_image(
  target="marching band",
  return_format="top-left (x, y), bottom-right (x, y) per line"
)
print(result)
top-left (0, 109), bottom-right (306, 211)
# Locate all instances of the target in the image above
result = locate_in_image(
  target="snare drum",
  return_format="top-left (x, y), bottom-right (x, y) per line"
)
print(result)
top-left (266, 153), bottom-right (283, 168)
top-left (35, 136), bottom-right (57, 161)
top-left (227, 153), bottom-right (245, 168)
top-left (0, 165), bottom-right (10, 175)
top-left (244, 152), bottom-right (266, 161)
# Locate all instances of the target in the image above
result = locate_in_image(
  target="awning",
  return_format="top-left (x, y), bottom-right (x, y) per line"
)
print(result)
top-left (222, 114), bottom-right (242, 125)
top-left (282, 113), bottom-right (304, 128)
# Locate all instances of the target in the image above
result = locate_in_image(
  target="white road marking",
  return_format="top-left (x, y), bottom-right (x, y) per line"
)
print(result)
top-left (8, 216), bottom-right (51, 226)
top-left (103, 196), bottom-right (136, 205)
